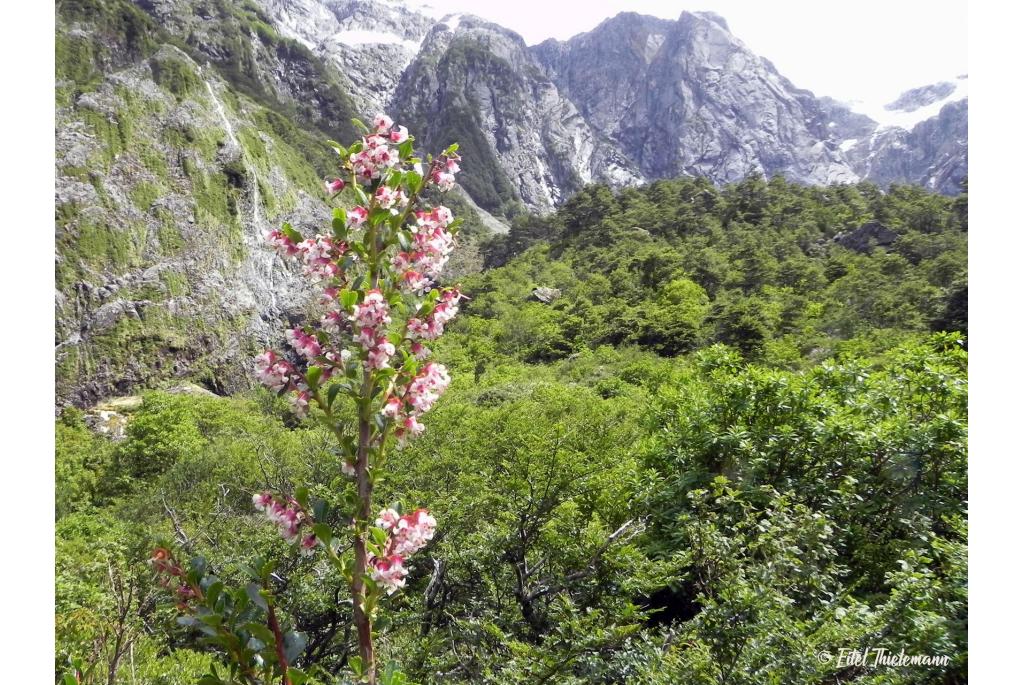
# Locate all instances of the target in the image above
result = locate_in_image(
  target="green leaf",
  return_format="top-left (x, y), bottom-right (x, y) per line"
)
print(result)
top-left (340, 289), bottom-right (359, 310)
top-left (332, 216), bottom-right (348, 240)
top-left (205, 581), bottom-right (224, 608)
top-left (281, 222), bottom-right (303, 244)
top-left (312, 523), bottom-right (333, 545)
top-left (190, 556), bottom-right (208, 577)
top-left (353, 185), bottom-right (368, 205)
top-left (327, 384), bottom-right (343, 409)
top-left (284, 630), bottom-right (307, 664)
top-left (288, 668), bottom-right (309, 685)
top-left (370, 526), bottom-right (389, 546)
top-left (306, 366), bottom-right (323, 388)
top-left (351, 117), bottom-right (369, 134)
top-left (243, 622), bottom-right (276, 644)
top-left (443, 142), bottom-right (460, 156)
top-left (245, 583), bottom-right (269, 612)
top-left (398, 140), bottom-right (414, 160)
top-left (295, 486), bottom-right (309, 508)
top-left (246, 636), bottom-right (266, 652)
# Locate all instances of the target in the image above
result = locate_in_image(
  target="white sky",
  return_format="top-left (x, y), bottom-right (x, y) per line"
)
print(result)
top-left (405, 0), bottom-right (967, 111)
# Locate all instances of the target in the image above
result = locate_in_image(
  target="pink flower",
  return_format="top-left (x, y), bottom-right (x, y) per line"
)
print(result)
top-left (325, 177), bottom-right (345, 194)
top-left (286, 328), bottom-right (322, 360)
top-left (381, 396), bottom-right (403, 419)
top-left (253, 491), bottom-right (274, 513)
top-left (433, 205), bottom-right (453, 226)
top-left (367, 338), bottom-right (396, 369)
top-left (255, 351), bottom-right (293, 391)
top-left (406, 362), bottom-right (451, 414)
top-left (369, 554), bottom-right (407, 595)
top-left (411, 342), bottom-right (430, 360)
top-left (390, 508), bottom-right (436, 556)
top-left (431, 170), bottom-right (455, 191)
top-left (321, 287), bottom-right (340, 306)
top-left (265, 229), bottom-right (299, 257)
top-left (290, 391), bottom-right (310, 419)
top-left (347, 205), bottom-right (368, 227)
top-left (351, 289), bottom-right (392, 331)
top-left (375, 185), bottom-right (407, 210)
top-left (403, 415), bottom-right (425, 437)
top-left (399, 270), bottom-right (431, 295)
top-left (322, 310), bottom-right (345, 334)
top-left (299, 533), bottom-right (319, 557)
top-left (375, 508), bottom-right (401, 530)
top-left (389, 125), bottom-right (409, 144)
top-left (372, 114), bottom-right (394, 133)
top-left (354, 326), bottom-right (377, 350)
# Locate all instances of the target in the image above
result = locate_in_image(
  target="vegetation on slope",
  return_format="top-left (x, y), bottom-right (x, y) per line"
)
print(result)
top-left (56, 169), bottom-right (967, 683)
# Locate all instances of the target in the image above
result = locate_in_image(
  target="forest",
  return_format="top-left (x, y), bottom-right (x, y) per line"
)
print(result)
top-left (56, 172), bottom-right (967, 684)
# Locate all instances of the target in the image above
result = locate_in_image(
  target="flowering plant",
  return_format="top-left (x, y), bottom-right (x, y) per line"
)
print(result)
top-left (152, 115), bottom-right (463, 685)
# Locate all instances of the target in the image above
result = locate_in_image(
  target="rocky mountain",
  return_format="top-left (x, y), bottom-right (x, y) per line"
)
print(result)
top-left (253, 0), bottom-right (966, 212)
top-left (839, 76), bottom-right (968, 195)
top-left (54, 0), bottom-right (967, 407)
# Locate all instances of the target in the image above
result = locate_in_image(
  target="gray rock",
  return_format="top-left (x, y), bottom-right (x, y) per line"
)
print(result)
top-left (532, 287), bottom-right (561, 303)
top-left (833, 221), bottom-right (899, 253)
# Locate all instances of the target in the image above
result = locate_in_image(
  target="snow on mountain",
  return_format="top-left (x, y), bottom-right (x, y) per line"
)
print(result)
top-left (846, 75), bottom-right (968, 131)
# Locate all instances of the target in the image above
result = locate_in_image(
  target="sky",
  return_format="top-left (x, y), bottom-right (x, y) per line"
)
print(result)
top-left (402, 0), bottom-right (967, 112)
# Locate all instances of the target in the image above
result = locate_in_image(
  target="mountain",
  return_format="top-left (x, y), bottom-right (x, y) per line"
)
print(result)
top-left (838, 76), bottom-right (968, 195)
top-left (54, 0), bottom-right (967, 407)
top-left (257, 0), bottom-right (965, 211)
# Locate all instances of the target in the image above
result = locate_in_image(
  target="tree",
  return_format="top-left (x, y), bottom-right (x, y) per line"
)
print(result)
top-left (150, 115), bottom-right (467, 685)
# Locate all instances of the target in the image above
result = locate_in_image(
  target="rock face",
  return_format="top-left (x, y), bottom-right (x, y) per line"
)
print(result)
top-left (843, 99), bottom-right (968, 196)
top-left (833, 221), bottom-right (899, 253)
top-left (885, 82), bottom-right (957, 112)
top-left (253, 1), bottom-right (968, 212)
top-left (532, 12), bottom-right (858, 189)
top-left (56, 0), bottom-right (350, 407)
top-left (839, 76), bottom-right (968, 195)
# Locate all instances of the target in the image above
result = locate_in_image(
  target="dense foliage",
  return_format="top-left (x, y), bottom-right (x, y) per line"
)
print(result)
top-left (56, 176), bottom-right (967, 684)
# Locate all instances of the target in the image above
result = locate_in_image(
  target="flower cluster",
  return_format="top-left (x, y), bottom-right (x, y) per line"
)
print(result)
top-left (430, 154), bottom-right (460, 191)
top-left (299, 235), bottom-right (345, 281)
top-left (266, 228), bottom-right (300, 257)
top-left (349, 115), bottom-right (410, 184)
top-left (383, 362), bottom-right (451, 443)
top-left (392, 206), bottom-right (456, 293)
top-left (256, 114), bottom-right (463, 436)
top-left (253, 492), bottom-right (319, 555)
top-left (287, 327), bottom-right (322, 360)
top-left (254, 350), bottom-right (295, 392)
top-left (150, 548), bottom-right (199, 610)
top-left (369, 508), bottom-right (437, 594)
top-left (350, 289), bottom-right (397, 369)
top-left (407, 288), bottom-right (464, 342)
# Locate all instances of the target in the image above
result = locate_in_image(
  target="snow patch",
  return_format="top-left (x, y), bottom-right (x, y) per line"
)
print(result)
top-left (442, 13), bottom-right (463, 32)
top-left (847, 76), bottom-right (968, 131)
top-left (839, 138), bottom-right (858, 153)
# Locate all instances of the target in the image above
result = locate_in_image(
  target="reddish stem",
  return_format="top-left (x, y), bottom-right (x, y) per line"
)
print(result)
top-left (267, 603), bottom-right (292, 685)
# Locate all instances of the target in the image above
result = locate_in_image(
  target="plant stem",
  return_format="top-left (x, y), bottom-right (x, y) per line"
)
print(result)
top-left (267, 602), bottom-right (292, 685)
